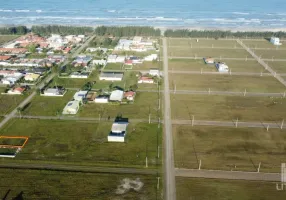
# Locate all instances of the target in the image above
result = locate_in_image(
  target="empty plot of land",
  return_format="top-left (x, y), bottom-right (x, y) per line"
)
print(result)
top-left (0, 119), bottom-right (161, 167)
top-left (171, 95), bottom-right (286, 121)
top-left (0, 35), bottom-right (19, 45)
top-left (79, 92), bottom-right (159, 119)
top-left (130, 61), bottom-right (162, 70)
top-left (22, 91), bottom-right (74, 116)
top-left (176, 177), bottom-right (284, 200)
top-left (0, 169), bottom-right (158, 199)
top-left (169, 74), bottom-right (285, 92)
top-left (169, 59), bottom-right (266, 73)
top-left (173, 125), bottom-right (286, 172)
top-left (267, 61), bottom-right (286, 73)
top-left (0, 95), bottom-right (26, 115)
top-left (168, 38), bottom-right (238, 48)
top-left (104, 63), bottom-right (123, 70)
top-left (242, 39), bottom-right (279, 49)
top-left (51, 72), bottom-right (98, 88)
top-left (253, 49), bottom-right (286, 59)
top-left (168, 47), bottom-right (250, 58)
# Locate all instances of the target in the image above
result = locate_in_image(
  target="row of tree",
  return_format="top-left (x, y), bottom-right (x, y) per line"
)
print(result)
top-left (31, 25), bottom-right (94, 36)
top-left (95, 26), bottom-right (161, 37)
top-left (164, 29), bottom-right (286, 38)
top-left (0, 26), bottom-right (28, 35)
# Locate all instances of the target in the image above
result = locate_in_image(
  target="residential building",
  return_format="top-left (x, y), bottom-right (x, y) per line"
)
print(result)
top-left (124, 91), bottom-right (136, 101)
top-left (73, 55), bottom-right (92, 67)
top-left (24, 73), bottom-right (40, 82)
top-left (215, 62), bottom-right (229, 72)
top-left (107, 55), bottom-right (126, 63)
top-left (62, 101), bottom-right (80, 115)
top-left (95, 95), bottom-right (109, 103)
top-left (149, 69), bottom-right (160, 77)
top-left (109, 90), bottom-right (124, 102)
top-left (204, 57), bottom-right (215, 64)
top-left (99, 72), bottom-right (124, 81)
top-left (73, 91), bottom-right (88, 102)
top-left (0, 48), bottom-right (27, 54)
top-left (108, 122), bottom-right (128, 142)
top-left (270, 37), bottom-right (282, 45)
top-left (7, 87), bottom-right (25, 95)
top-left (144, 54), bottom-right (158, 61)
top-left (129, 56), bottom-right (142, 64)
top-left (86, 47), bottom-right (108, 53)
top-left (93, 59), bottom-right (107, 66)
top-left (70, 72), bottom-right (89, 79)
top-left (43, 88), bottom-right (65, 96)
top-left (0, 56), bottom-right (12, 61)
top-left (138, 76), bottom-right (154, 84)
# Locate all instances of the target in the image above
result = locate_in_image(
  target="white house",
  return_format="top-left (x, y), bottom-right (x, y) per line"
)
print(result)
top-left (107, 55), bottom-right (126, 63)
top-left (215, 62), bottom-right (229, 73)
top-left (270, 37), bottom-right (282, 45)
top-left (62, 100), bottom-right (80, 115)
top-left (73, 91), bottom-right (88, 102)
top-left (99, 72), bottom-right (124, 81)
top-left (42, 88), bottom-right (65, 97)
top-left (93, 59), bottom-right (107, 66)
top-left (1, 76), bottom-right (22, 85)
top-left (108, 122), bottom-right (128, 142)
top-left (144, 54), bottom-right (158, 61)
top-left (94, 96), bottom-right (109, 103)
top-left (138, 76), bottom-right (154, 84)
top-left (204, 57), bottom-right (215, 64)
top-left (70, 72), bottom-right (89, 79)
top-left (149, 69), bottom-right (160, 77)
top-left (109, 90), bottom-right (124, 102)
top-left (24, 73), bottom-right (40, 82)
top-left (7, 87), bottom-right (25, 95)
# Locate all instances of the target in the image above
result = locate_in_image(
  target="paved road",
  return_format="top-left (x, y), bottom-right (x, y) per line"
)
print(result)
top-left (0, 162), bottom-right (158, 175)
top-left (163, 37), bottom-right (176, 200)
top-left (175, 168), bottom-right (280, 182)
top-left (238, 39), bottom-right (286, 88)
top-left (169, 45), bottom-right (286, 51)
top-left (169, 56), bottom-right (286, 62)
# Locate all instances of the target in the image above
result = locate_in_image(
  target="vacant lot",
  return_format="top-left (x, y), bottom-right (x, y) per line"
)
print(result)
top-left (0, 35), bottom-right (19, 45)
top-left (168, 38), bottom-right (239, 48)
top-left (0, 94), bottom-right (26, 115)
top-left (79, 92), bottom-right (159, 119)
top-left (253, 49), bottom-right (286, 59)
top-left (267, 61), bottom-right (286, 73)
top-left (171, 95), bottom-right (286, 121)
top-left (130, 61), bottom-right (162, 70)
top-left (241, 39), bottom-right (279, 49)
top-left (169, 59), bottom-right (266, 73)
top-left (0, 169), bottom-right (158, 200)
top-left (173, 125), bottom-right (286, 172)
top-left (176, 177), bottom-right (284, 200)
top-left (0, 119), bottom-right (161, 167)
top-left (104, 63), bottom-right (124, 70)
top-left (169, 47), bottom-right (250, 58)
top-left (22, 90), bottom-right (74, 116)
top-left (169, 74), bottom-right (285, 92)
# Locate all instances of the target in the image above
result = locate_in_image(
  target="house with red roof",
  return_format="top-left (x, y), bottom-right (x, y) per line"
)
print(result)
top-left (124, 91), bottom-right (136, 101)
top-left (7, 87), bottom-right (26, 95)
top-left (138, 76), bottom-right (154, 84)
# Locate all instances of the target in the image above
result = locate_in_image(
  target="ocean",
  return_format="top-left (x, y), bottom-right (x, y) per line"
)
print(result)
top-left (1, 0), bottom-right (286, 29)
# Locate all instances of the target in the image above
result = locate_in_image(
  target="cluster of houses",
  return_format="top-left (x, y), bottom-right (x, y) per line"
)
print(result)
top-left (204, 57), bottom-right (229, 73)
top-left (114, 36), bottom-right (156, 52)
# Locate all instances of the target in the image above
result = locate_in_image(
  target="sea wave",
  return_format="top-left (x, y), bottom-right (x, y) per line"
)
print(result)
top-left (0, 9), bottom-right (12, 12)
top-left (232, 12), bottom-right (250, 15)
top-left (15, 9), bottom-right (30, 12)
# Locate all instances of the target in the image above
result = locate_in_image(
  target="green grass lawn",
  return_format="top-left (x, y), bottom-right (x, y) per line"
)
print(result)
top-left (242, 39), bottom-right (282, 49)
top-left (0, 94), bottom-right (26, 115)
top-left (130, 61), bottom-right (162, 70)
top-left (169, 59), bottom-right (266, 73)
top-left (173, 125), bottom-right (286, 172)
top-left (0, 35), bottom-right (19, 45)
top-left (104, 63), bottom-right (124, 70)
top-left (267, 61), bottom-right (286, 73)
top-left (253, 49), bottom-right (286, 59)
top-left (0, 119), bottom-right (161, 167)
top-left (168, 38), bottom-right (238, 48)
top-left (79, 92), bottom-right (159, 119)
top-left (0, 169), bottom-right (158, 200)
top-left (169, 47), bottom-right (250, 58)
top-left (171, 95), bottom-right (286, 121)
top-left (169, 74), bottom-right (286, 92)
top-left (22, 90), bottom-right (74, 116)
top-left (176, 177), bottom-right (285, 200)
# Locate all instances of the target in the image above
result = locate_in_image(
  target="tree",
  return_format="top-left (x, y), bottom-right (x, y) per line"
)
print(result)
top-left (17, 107), bottom-right (22, 118)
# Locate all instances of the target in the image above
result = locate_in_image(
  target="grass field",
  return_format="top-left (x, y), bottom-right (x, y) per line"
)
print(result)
top-left (176, 177), bottom-right (285, 200)
top-left (171, 95), bottom-right (286, 121)
top-left (168, 47), bottom-right (250, 58)
top-left (241, 39), bottom-right (279, 49)
top-left (0, 94), bottom-right (26, 115)
top-left (22, 91), bottom-right (74, 116)
top-left (104, 63), bottom-right (124, 70)
top-left (169, 59), bottom-right (266, 73)
top-left (173, 125), bottom-right (286, 172)
top-left (0, 119), bottom-right (161, 167)
top-left (168, 38), bottom-right (238, 48)
top-left (0, 169), bottom-right (158, 199)
top-left (253, 49), bottom-right (286, 59)
top-left (129, 61), bottom-right (162, 70)
top-left (267, 61), bottom-right (286, 73)
top-left (169, 74), bottom-right (285, 92)
top-left (79, 92), bottom-right (159, 119)
top-left (0, 35), bottom-right (19, 45)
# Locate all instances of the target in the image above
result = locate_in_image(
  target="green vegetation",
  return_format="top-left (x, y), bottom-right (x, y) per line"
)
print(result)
top-left (252, 49), bottom-right (286, 59)
top-left (22, 91), bottom-right (74, 116)
top-left (0, 35), bottom-right (19, 45)
top-left (0, 26), bottom-right (28, 35)
top-left (95, 26), bottom-right (161, 37)
top-left (164, 29), bottom-right (286, 38)
top-left (173, 125), bottom-right (286, 172)
top-left (171, 95), bottom-right (286, 121)
top-left (169, 74), bottom-right (285, 92)
top-left (176, 177), bottom-right (285, 200)
top-left (0, 95), bottom-right (26, 115)
top-left (31, 25), bottom-right (93, 36)
top-left (88, 36), bottom-right (119, 48)
top-left (0, 119), bottom-right (161, 167)
top-left (242, 39), bottom-right (282, 49)
top-left (0, 169), bottom-right (158, 199)
top-left (104, 63), bottom-right (124, 70)
top-left (168, 38), bottom-right (238, 48)
top-left (268, 61), bottom-right (286, 73)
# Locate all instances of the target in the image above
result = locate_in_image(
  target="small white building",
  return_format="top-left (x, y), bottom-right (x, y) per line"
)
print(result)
top-left (74, 91), bottom-right (88, 102)
top-left (144, 54), bottom-right (158, 61)
top-left (270, 37), bottom-right (282, 45)
top-left (70, 72), bottom-right (89, 79)
top-left (93, 59), bottom-right (107, 66)
top-left (149, 69), bottom-right (160, 77)
top-left (204, 57), bottom-right (215, 64)
top-left (42, 88), bottom-right (65, 97)
top-left (215, 62), bottom-right (229, 73)
top-left (62, 100), bottom-right (80, 115)
top-left (94, 96), bottom-right (109, 103)
top-left (108, 122), bottom-right (128, 142)
top-left (99, 72), bottom-right (124, 81)
top-left (109, 90), bottom-right (124, 102)
top-left (138, 76), bottom-right (154, 84)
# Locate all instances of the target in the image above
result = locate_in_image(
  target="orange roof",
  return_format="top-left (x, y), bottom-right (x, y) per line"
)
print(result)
top-left (140, 76), bottom-right (153, 80)
top-left (0, 55), bottom-right (12, 61)
top-left (124, 91), bottom-right (136, 97)
top-left (13, 87), bottom-right (25, 93)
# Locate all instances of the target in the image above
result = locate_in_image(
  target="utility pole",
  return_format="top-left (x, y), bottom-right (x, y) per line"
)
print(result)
top-left (157, 145), bottom-right (160, 158)
top-left (208, 88), bottom-right (210, 95)
top-left (235, 118), bottom-right (238, 128)
top-left (157, 177), bottom-right (160, 190)
top-left (192, 115), bottom-right (194, 126)
top-left (267, 125), bottom-right (269, 132)
top-left (198, 159), bottom-right (202, 170)
top-left (257, 162), bottom-right (261, 173)
top-left (174, 84), bottom-right (176, 94)
top-left (244, 89), bottom-right (246, 97)
top-left (281, 119), bottom-right (284, 130)
top-left (149, 114), bottom-right (151, 124)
